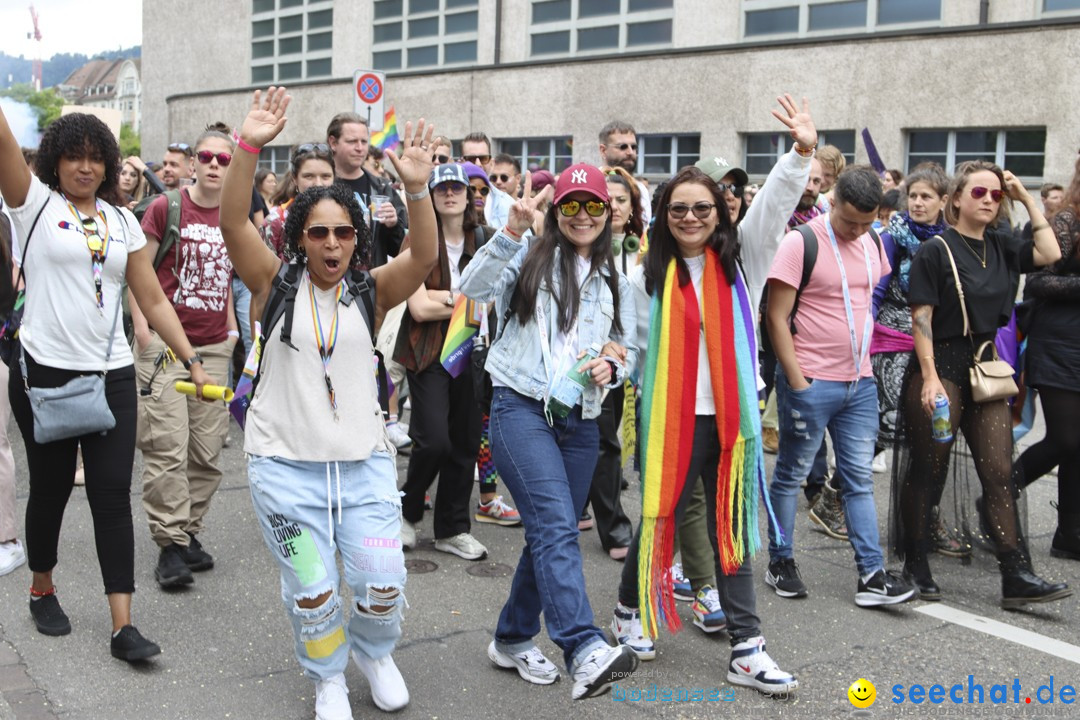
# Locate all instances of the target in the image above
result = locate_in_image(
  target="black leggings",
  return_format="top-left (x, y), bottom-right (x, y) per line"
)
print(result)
top-left (9, 353), bottom-right (138, 594)
top-left (1016, 389), bottom-right (1080, 513)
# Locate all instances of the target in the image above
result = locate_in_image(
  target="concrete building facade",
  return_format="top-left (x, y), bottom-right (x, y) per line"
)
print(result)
top-left (143, 0), bottom-right (1080, 184)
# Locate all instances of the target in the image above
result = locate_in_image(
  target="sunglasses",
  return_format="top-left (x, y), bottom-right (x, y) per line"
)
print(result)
top-left (304, 224), bottom-right (357, 242)
top-left (474, 185), bottom-right (490, 197)
top-left (611, 143), bottom-right (637, 152)
top-left (168, 142), bottom-right (193, 157)
top-left (557, 199), bottom-right (608, 218)
top-left (294, 143), bottom-right (330, 161)
top-left (196, 150), bottom-right (233, 166)
top-left (461, 154), bottom-right (491, 164)
top-left (434, 182), bottom-right (466, 195)
top-left (970, 186), bottom-right (1005, 203)
top-left (82, 217), bottom-right (105, 253)
top-left (717, 182), bottom-right (743, 196)
top-left (668, 202), bottom-right (717, 220)
top-left (432, 154), bottom-right (450, 165)
top-left (493, 173), bottom-right (515, 183)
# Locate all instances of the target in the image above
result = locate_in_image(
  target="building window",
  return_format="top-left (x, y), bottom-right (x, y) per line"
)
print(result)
top-left (251, 0), bottom-right (334, 83)
top-left (530, 0), bottom-right (673, 58)
top-left (742, 0), bottom-right (940, 38)
top-left (906, 129), bottom-right (1046, 181)
top-left (1043, 0), bottom-right (1080, 13)
top-left (258, 145), bottom-right (292, 176)
top-left (637, 134), bottom-right (700, 177)
top-left (372, 0), bottom-right (479, 70)
top-left (743, 130), bottom-right (855, 178)
top-left (498, 137), bottom-right (574, 174)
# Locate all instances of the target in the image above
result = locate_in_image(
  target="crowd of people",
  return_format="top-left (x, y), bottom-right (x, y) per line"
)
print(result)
top-left (0, 84), bottom-right (1076, 720)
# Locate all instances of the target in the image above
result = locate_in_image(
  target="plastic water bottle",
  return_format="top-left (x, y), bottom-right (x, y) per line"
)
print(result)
top-left (547, 343), bottom-right (601, 419)
top-left (931, 394), bottom-right (952, 443)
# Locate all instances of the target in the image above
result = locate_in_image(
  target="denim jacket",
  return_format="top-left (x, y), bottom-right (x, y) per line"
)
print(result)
top-left (460, 229), bottom-right (639, 419)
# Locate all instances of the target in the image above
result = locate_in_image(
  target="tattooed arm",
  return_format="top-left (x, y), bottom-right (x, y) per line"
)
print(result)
top-left (912, 304), bottom-right (947, 415)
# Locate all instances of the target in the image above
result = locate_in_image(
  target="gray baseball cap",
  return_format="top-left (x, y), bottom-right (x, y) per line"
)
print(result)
top-left (695, 155), bottom-right (749, 187)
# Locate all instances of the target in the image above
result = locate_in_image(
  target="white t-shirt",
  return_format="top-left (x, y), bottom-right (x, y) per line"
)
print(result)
top-left (685, 254), bottom-right (716, 416)
top-left (549, 254), bottom-right (592, 373)
top-left (446, 239), bottom-right (464, 292)
top-left (10, 175), bottom-right (146, 371)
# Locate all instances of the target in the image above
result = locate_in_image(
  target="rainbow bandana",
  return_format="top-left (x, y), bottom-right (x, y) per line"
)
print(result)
top-left (637, 249), bottom-right (782, 637)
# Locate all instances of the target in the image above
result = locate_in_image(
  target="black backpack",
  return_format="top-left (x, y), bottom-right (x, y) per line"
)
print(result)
top-left (250, 260), bottom-right (389, 415)
top-left (788, 224), bottom-right (881, 335)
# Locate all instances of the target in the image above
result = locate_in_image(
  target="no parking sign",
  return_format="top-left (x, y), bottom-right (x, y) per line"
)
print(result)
top-left (353, 69), bottom-right (385, 132)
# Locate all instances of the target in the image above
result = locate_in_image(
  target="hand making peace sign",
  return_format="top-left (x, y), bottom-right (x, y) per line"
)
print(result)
top-left (507, 171), bottom-right (555, 236)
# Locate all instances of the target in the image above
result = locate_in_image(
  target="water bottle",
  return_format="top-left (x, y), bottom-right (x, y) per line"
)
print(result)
top-left (546, 343), bottom-right (601, 419)
top-left (931, 394), bottom-right (952, 443)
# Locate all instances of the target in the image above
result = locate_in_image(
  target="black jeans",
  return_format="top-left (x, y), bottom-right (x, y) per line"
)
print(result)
top-left (401, 364), bottom-right (481, 538)
top-left (586, 386), bottom-right (633, 551)
top-left (9, 352), bottom-right (138, 594)
top-left (618, 415), bottom-right (762, 643)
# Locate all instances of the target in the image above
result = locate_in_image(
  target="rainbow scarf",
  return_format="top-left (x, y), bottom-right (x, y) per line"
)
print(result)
top-left (637, 249), bottom-right (782, 637)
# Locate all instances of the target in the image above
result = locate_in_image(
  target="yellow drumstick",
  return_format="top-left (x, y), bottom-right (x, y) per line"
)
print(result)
top-left (174, 381), bottom-right (234, 402)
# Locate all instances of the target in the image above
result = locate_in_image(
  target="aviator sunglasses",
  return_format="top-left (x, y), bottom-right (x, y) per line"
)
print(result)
top-left (304, 225), bottom-right (357, 242)
top-left (557, 199), bottom-right (608, 217)
top-left (668, 202), bottom-right (717, 220)
top-left (970, 186), bottom-right (1005, 203)
top-left (196, 150), bottom-right (233, 166)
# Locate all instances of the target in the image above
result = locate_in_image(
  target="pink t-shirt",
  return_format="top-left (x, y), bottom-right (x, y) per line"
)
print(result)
top-left (768, 214), bottom-right (890, 381)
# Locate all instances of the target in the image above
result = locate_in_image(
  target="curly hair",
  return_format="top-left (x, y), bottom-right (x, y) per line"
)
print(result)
top-left (282, 184), bottom-right (371, 267)
top-left (34, 113), bottom-right (121, 205)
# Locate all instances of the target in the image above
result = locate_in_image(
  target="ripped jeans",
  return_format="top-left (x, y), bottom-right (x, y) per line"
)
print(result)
top-left (248, 452), bottom-right (406, 680)
top-left (767, 367), bottom-right (884, 576)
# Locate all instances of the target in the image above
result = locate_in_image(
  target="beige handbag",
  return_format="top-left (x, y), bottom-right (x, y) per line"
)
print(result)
top-left (937, 236), bottom-right (1019, 403)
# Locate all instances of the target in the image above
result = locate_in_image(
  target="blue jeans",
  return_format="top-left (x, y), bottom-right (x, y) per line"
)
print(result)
top-left (768, 367), bottom-right (883, 576)
top-left (489, 387), bottom-right (608, 673)
top-left (231, 275), bottom-right (253, 386)
top-left (248, 452), bottom-right (405, 681)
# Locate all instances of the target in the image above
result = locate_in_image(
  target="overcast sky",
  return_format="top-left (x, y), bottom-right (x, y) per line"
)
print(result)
top-left (1, 0), bottom-right (141, 60)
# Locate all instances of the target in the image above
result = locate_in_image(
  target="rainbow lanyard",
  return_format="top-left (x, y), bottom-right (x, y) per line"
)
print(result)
top-left (308, 273), bottom-right (345, 419)
top-left (62, 196), bottom-right (111, 311)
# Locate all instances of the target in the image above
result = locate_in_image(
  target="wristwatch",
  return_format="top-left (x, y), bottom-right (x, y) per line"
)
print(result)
top-left (182, 353), bottom-right (204, 370)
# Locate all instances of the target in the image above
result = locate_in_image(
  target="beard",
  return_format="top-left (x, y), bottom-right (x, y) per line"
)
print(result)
top-left (796, 193), bottom-right (817, 211)
top-left (606, 154), bottom-right (636, 173)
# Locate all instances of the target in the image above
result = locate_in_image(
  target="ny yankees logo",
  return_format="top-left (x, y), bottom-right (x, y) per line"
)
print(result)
top-left (571, 169), bottom-right (588, 184)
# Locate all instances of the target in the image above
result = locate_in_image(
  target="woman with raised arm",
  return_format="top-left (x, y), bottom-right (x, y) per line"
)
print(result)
top-left (0, 108), bottom-right (211, 662)
top-left (898, 160), bottom-right (1069, 609)
top-left (218, 87), bottom-right (437, 720)
top-left (460, 165), bottom-right (639, 700)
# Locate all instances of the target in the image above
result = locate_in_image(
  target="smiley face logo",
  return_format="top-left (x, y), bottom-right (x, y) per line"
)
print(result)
top-left (848, 678), bottom-right (876, 708)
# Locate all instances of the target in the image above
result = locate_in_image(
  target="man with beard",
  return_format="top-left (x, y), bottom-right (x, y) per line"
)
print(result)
top-left (598, 121), bottom-right (651, 227)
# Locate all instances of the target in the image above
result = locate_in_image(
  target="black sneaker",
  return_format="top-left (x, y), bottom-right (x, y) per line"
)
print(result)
top-left (111, 625), bottom-right (162, 662)
top-left (180, 533), bottom-right (214, 571)
top-left (155, 544), bottom-right (194, 588)
top-left (855, 569), bottom-right (916, 607)
top-left (29, 593), bottom-right (71, 636)
top-left (765, 558), bottom-right (808, 598)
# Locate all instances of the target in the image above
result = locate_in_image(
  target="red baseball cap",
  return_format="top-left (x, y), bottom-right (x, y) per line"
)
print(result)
top-left (552, 163), bottom-right (609, 204)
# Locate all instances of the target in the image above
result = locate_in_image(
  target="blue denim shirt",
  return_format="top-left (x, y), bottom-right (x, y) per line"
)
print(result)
top-left (460, 229), bottom-right (639, 419)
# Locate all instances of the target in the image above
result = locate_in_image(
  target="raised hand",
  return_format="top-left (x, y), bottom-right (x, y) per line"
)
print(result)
top-left (384, 119), bottom-right (435, 193)
top-left (240, 87), bottom-right (290, 150)
top-left (771, 94), bottom-right (817, 152)
top-left (1002, 170), bottom-right (1032, 203)
top-left (507, 171), bottom-right (554, 236)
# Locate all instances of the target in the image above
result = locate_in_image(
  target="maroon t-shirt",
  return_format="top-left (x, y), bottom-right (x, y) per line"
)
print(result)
top-left (140, 189), bottom-right (232, 345)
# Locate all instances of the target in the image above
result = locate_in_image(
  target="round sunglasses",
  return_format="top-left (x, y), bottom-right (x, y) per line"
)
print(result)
top-left (196, 150), bottom-right (233, 166)
top-left (558, 199), bottom-right (608, 217)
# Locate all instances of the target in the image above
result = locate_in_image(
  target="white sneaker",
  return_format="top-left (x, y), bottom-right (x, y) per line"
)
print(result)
top-left (487, 640), bottom-right (560, 685)
top-left (0, 540), bottom-right (26, 576)
top-left (399, 520), bottom-right (416, 550)
top-left (871, 451), bottom-right (887, 474)
top-left (434, 533), bottom-right (487, 561)
top-left (727, 636), bottom-right (798, 695)
top-left (571, 644), bottom-right (638, 700)
top-left (385, 422), bottom-right (412, 450)
top-left (611, 603), bottom-right (655, 660)
top-left (315, 673), bottom-right (353, 720)
top-left (352, 651), bottom-right (409, 712)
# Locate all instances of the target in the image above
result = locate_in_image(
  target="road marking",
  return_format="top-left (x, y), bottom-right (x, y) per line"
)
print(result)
top-left (916, 604), bottom-right (1080, 665)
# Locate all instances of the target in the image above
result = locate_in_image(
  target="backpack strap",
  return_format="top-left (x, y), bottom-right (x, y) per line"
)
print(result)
top-left (152, 189), bottom-right (184, 271)
top-left (788, 223), bottom-right (818, 335)
top-left (267, 260), bottom-right (303, 351)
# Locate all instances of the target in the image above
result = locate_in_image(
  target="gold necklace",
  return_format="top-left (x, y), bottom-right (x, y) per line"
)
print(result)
top-left (958, 233), bottom-right (986, 268)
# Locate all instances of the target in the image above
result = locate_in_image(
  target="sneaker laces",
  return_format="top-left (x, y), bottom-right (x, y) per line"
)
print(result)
top-left (697, 587), bottom-right (721, 612)
top-left (516, 646), bottom-right (554, 672)
top-left (484, 496), bottom-right (513, 514)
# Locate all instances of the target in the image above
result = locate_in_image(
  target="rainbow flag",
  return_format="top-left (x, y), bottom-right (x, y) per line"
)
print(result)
top-left (230, 321), bottom-right (263, 429)
top-left (370, 107), bottom-right (399, 151)
top-left (440, 295), bottom-right (484, 377)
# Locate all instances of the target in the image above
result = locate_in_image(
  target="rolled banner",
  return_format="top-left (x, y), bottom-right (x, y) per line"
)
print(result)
top-left (175, 381), bottom-right (235, 402)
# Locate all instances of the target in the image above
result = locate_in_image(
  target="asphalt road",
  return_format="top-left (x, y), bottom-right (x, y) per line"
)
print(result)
top-left (0, 413), bottom-right (1076, 720)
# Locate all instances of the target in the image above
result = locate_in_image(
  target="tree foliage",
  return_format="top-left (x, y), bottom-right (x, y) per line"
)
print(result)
top-left (0, 83), bottom-right (63, 131)
top-left (119, 123), bottom-right (140, 158)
